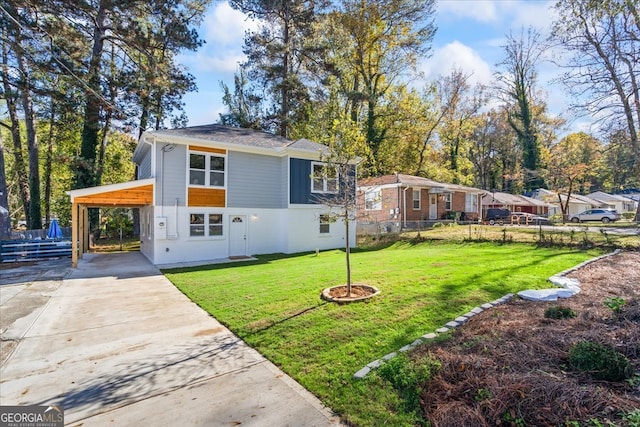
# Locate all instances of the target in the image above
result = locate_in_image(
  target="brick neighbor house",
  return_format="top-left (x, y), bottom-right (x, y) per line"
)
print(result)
top-left (357, 174), bottom-right (483, 232)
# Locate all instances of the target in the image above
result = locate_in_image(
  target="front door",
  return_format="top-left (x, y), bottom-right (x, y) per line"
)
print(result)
top-left (229, 215), bottom-right (247, 257)
top-left (429, 195), bottom-right (438, 219)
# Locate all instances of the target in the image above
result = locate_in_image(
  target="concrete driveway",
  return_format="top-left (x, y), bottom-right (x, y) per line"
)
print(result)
top-left (0, 252), bottom-right (341, 426)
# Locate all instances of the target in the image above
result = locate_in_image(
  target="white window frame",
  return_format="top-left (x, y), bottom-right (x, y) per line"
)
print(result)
top-left (365, 189), bottom-right (382, 210)
top-left (188, 151), bottom-right (226, 188)
top-left (465, 194), bottom-right (478, 212)
top-left (444, 193), bottom-right (452, 211)
top-left (319, 214), bottom-right (331, 234)
top-left (311, 162), bottom-right (338, 194)
top-left (189, 212), bottom-right (224, 238)
top-left (412, 189), bottom-right (421, 210)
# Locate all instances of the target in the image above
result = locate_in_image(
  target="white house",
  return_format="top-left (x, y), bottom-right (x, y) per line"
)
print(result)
top-left (67, 125), bottom-right (356, 266)
top-left (586, 191), bottom-right (638, 214)
top-left (530, 189), bottom-right (605, 218)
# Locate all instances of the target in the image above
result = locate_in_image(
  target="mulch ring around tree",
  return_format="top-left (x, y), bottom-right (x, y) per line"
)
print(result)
top-left (412, 251), bottom-right (640, 427)
top-left (321, 284), bottom-right (380, 303)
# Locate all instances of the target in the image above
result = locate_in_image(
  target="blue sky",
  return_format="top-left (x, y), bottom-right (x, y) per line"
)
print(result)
top-left (179, 0), bottom-right (588, 134)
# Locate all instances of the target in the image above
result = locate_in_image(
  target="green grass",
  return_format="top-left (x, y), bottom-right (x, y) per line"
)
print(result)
top-left (164, 241), bottom-right (602, 426)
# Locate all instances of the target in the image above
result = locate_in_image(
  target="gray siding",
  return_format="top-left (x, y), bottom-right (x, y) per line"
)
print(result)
top-left (228, 151), bottom-right (284, 208)
top-left (138, 149), bottom-right (153, 179)
top-left (156, 143), bottom-right (186, 207)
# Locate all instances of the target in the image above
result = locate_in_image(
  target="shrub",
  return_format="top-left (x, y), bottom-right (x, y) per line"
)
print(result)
top-left (569, 341), bottom-right (632, 381)
top-left (604, 296), bottom-right (626, 315)
top-left (378, 353), bottom-right (441, 417)
top-left (544, 305), bottom-right (576, 319)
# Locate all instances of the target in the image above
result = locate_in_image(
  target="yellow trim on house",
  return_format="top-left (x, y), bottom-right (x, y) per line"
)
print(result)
top-left (189, 145), bottom-right (226, 155)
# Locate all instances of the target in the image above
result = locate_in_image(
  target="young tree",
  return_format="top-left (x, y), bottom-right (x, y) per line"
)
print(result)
top-left (314, 117), bottom-right (366, 296)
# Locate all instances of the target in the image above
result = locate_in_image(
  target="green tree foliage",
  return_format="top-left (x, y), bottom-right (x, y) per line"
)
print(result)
top-left (0, 0), bottom-right (208, 230)
top-left (318, 0), bottom-right (436, 174)
top-left (495, 28), bottom-right (547, 190)
top-left (228, 0), bottom-right (325, 138)
top-left (546, 132), bottom-right (602, 220)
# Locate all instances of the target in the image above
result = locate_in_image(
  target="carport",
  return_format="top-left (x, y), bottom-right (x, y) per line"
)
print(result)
top-left (66, 179), bottom-right (154, 267)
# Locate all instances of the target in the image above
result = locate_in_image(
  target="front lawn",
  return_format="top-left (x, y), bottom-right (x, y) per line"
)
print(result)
top-left (164, 241), bottom-right (602, 426)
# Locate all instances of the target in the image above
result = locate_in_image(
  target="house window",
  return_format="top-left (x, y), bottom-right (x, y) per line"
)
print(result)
top-left (412, 190), bottom-right (421, 210)
top-left (189, 152), bottom-right (225, 187)
top-left (190, 213), bottom-right (223, 237)
top-left (465, 194), bottom-right (478, 212)
top-left (311, 162), bottom-right (338, 193)
top-left (319, 214), bottom-right (331, 234)
top-left (209, 214), bottom-right (223, 236)
top-left (444, 193), bottom-right (452, 210)
top-left (365, 190), bottom-right (382, 210)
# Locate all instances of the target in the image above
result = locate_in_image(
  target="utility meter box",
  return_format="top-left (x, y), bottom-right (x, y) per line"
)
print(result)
top-left (155, 217), bottom-right (167, 240)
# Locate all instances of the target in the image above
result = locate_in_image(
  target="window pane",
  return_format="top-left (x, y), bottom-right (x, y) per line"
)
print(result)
top-left (190, 154), bottom-right (205, 169)
top-left (190, 214), bottom-right (204, 224)
top-left (326, 178), bottom-right (338, 193)
top-left (210, 171), bottom-right (224, 187)
top-left (190, 170), bottom-right (205, 185)
top-left (209, 214), bottom-right (222, 224)
top-left (320, 214), bottom-right (330, 234)
top-left (190, 226), bottom-right (205, 236)
top-left (313, 177), bottom-right (324, 192)
top-left (210, 156), bottom-right (225, 171)
top-left (313, 164), bottom-right (323, 177)
top-left (209, 225), bottom-right (223, 236)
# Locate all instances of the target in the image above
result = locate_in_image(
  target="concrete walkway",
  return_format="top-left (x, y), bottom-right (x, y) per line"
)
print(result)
top-left (0, 252), bottom-right (341, 426)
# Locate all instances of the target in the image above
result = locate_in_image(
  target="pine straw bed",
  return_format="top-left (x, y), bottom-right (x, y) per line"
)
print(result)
top-left (413, 251), bottom-right (640, 427)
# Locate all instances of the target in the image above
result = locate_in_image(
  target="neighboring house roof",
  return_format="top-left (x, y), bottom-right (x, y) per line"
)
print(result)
top-left (135, 124), bottom-right (330, 160)
top-left (482, 191), bottom-right (552, 208)
top-left (359, 173), bottom-right (482, 194)
top-left (586, 191), bottom-right (635, 204)
top-left (533, 188), bottom-right (605, 206)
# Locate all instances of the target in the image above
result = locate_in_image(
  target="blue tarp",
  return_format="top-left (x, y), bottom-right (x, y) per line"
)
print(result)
top-left (47, 218), bottom-right (63, 239)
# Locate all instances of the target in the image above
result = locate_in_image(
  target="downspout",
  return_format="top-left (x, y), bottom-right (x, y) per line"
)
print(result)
top-left (402, 186), bottom-right (409, 229)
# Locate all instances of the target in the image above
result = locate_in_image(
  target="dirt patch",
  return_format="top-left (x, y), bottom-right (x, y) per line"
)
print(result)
top-left (414, 251), bottom-right (640, 427)
top-left (321, 284), bottom-right (380, 303)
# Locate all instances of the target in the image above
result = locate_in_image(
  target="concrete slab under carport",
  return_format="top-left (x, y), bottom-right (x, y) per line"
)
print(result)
top-left (0, 252), bottom-right (341, 426)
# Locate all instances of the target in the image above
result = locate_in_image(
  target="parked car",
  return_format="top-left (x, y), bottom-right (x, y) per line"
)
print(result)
top-left (569, 209), bottom-right (621, 224)
top-left (510, 212), bottom-right (552, 225)
top-left (485, 208), bottom-right (511, 225)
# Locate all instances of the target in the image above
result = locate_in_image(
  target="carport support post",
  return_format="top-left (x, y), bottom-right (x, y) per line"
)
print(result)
top-left (72, 202), bottom-right (78, 267)
top-left (82, 206), bottom-right (89, 254)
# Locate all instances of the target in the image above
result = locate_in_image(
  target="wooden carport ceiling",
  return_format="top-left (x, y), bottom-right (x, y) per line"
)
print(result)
top-left (68, 178), bottom-right (154, 207)
top-left (73, 184), bottom-right (153, 207)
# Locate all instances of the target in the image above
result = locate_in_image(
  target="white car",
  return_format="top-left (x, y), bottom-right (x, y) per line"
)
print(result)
top-left (569, 209), bottom-right (621, 224)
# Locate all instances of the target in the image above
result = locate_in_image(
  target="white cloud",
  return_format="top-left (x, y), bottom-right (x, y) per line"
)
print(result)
top-left (202, 2), bottom-right (259, 44)
top-left (181, 2), bottom-right (260, 74)
top-left (437, 0), bottom-right (499, 23)
top-left (510, 1), bottom-right (557, 34)
top-left (420, 41), bottom-right (493, 86)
